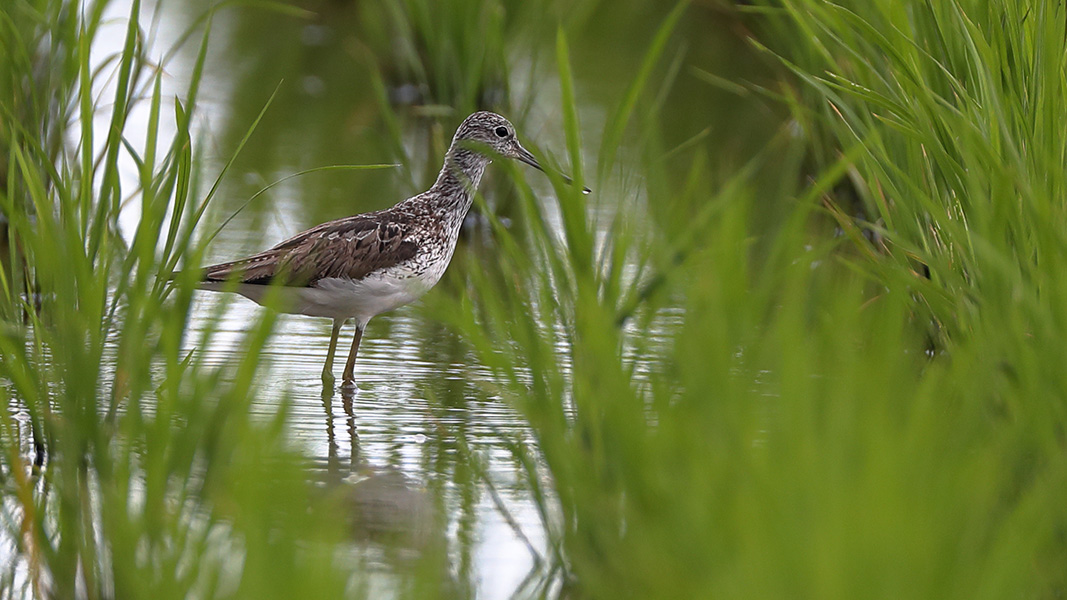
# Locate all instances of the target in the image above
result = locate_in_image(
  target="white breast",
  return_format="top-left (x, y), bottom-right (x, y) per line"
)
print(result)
top-left (298, 274), bottom-right (422, 324)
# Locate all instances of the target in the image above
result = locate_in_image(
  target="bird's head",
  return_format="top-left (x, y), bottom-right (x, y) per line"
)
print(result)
top-left (451, 111), bottom-right (590, 193)
top-left (453, 111), bottom-right (541, 171)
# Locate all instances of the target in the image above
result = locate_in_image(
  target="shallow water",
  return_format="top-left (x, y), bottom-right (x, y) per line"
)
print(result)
top-left (183, 290), bottom-right (551, 597)
top-left (72, 1), bottom-right (560, 594)
top-left (77, 0), bottom-right (760, 596)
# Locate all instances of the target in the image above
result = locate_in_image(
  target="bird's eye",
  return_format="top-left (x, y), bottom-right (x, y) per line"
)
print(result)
top-left (494, 126), bottom-right (509, 138)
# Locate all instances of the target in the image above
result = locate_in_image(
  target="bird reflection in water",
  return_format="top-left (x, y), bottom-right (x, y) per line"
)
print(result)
top-left (319, 385), bottom-right (450, 564)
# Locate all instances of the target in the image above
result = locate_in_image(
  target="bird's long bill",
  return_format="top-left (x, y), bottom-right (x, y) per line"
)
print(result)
top-left (515, 144), bottom-right (591, 194)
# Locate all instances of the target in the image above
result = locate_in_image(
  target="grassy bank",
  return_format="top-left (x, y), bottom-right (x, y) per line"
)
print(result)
top-left (437, 0), bottom-right (1067, 597)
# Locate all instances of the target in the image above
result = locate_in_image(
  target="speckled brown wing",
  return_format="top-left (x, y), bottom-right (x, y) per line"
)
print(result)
top-left (202, 212), bottom-right (418, 286)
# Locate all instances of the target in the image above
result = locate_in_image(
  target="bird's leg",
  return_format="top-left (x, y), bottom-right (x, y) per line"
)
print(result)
top-left (341, 324), bottom-right (364, 385)
top-left (322, 319), bottom-right (343, 385)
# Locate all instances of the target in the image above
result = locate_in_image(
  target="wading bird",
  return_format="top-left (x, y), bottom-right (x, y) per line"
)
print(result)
top-left (196, 111), bottom-right (585, 386)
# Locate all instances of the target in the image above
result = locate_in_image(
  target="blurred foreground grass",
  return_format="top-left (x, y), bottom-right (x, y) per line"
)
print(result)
top-left (436, 0), bottom-right (1067, 598)
top-left (1, 0), bottom-right (1065, 598)
top-left (0, 1), bottom-right (433, 597)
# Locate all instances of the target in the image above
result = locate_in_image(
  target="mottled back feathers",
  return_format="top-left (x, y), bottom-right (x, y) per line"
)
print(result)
top-left (202, 211), bottom-right (418, 286)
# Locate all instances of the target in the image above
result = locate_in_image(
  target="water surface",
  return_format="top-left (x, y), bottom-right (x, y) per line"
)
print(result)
top-left (95, 0), bottom-right (761, 596)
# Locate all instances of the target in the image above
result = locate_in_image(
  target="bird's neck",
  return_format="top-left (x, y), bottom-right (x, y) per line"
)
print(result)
top-left (429, 147), bottom-right (490, 212)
